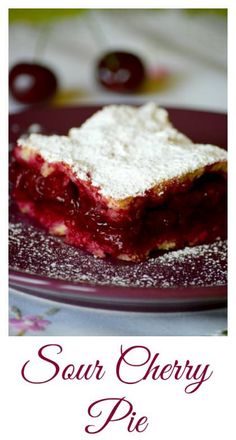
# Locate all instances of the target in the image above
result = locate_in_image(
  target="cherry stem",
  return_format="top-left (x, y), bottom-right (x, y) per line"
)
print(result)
top-left (33, 23), bottom-right (51, 63)
top-left (88, 10), bottom-right (108, 46)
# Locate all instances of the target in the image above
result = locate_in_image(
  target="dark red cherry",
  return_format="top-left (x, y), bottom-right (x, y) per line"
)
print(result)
top-left (97, 51), bottom-right (145, 93)
top-left (9, 62), bottom-right (58, 104)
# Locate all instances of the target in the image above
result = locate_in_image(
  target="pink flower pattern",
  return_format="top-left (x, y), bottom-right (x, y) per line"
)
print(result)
top-left (10, 315), bottom-right (51, 332)
top-left (9, 306), bottom-right (60, 335)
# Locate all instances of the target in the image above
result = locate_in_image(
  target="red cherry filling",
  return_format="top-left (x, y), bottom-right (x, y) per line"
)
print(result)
top-left (10, 156), bottom-right (227, 260)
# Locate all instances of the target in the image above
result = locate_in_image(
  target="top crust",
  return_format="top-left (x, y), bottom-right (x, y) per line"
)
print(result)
top-left (17, 103), bottom-right (227, 201)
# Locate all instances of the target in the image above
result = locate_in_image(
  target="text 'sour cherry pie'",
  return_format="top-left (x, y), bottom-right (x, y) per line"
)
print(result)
top-left (10, 103), bottom-right (227, 261)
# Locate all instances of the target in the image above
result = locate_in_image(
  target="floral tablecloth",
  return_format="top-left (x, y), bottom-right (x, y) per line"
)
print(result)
top-left (9, 289), bottom-right (227, 336)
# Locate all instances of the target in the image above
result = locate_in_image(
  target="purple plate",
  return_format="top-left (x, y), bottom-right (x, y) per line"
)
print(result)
top-left (9, 105), bottom-right (227, 311)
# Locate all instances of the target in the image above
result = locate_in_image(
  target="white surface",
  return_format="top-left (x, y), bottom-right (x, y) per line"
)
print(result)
top-left (9, 10), bottom-right (227, 336)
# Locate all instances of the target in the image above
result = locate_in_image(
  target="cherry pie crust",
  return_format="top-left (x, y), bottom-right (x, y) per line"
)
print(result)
top-left (10, 104), bottom-right (227, 261)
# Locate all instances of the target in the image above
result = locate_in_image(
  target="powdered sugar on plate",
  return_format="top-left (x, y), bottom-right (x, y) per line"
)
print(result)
top-left (9, 210), bottom-right (227, 288)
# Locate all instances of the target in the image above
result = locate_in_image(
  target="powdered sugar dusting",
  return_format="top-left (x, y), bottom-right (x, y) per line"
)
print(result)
top-left (17, 103), bottom-right (227, 200)
top-left (9, 215), bottom-right (227, 288)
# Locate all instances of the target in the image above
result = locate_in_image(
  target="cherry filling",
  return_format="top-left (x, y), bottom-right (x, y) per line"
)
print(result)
top-left (10, 156), bottom-right (227, 260)
top-left (143, 173), bottom-right (226, 249)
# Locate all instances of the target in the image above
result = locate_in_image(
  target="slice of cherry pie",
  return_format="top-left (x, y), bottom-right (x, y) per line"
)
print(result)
top-left (10, 103), bottom-right (227, 261)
